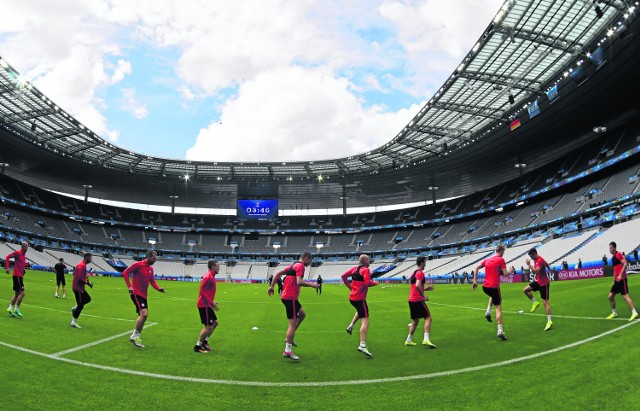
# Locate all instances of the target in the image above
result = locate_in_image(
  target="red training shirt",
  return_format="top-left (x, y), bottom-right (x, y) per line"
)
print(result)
top-left (122, 260), bottom-right (161, 299)
top-left (197, 270), bottom-right (217, 308)
top-left (73, 260), bottom-right (89, 292)
top-left (481, 255), bottom-right (506, 289)
top-left (408, 269), bottom-right (427, 302)
top-left (341, 266), bottom-right (376, 301)
top-left (5, 248), bottom-right (27, 277)
top-left (533, 256), bottom-right (550, 286)
top-left (281, 261), bottom-right (305, 300)
top-left (612, 251), bottom-right (627, 280)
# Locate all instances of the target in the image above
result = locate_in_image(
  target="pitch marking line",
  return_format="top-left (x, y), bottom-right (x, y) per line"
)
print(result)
top-left (429, 302), bottom-right (629, 321)
top-left (51, 323), bottom-right (158, 357)
top-left (0, 321), bottom-right (636, 387)
top-left (0, 299), bottom-right (139, 322)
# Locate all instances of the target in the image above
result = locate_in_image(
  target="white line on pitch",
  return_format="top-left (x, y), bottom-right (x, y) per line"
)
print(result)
top-left (0, 321), bottom-right (636, 387)
top-left (0, 299), bottom-right (139, 322)
top-left (51, 323), bottom-right (158, 357)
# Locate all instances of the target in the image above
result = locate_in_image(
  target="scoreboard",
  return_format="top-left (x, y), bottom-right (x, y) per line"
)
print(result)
top-left (237, 199), bottom-right (278, 219)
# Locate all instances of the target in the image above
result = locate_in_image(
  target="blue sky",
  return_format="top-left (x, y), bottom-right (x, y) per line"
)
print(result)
top-left (0, 0), bottom-right (504, 161)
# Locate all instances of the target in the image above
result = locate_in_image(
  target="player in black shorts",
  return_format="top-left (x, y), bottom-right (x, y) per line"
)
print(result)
top-left (54, 258), bottom-right (66, 299)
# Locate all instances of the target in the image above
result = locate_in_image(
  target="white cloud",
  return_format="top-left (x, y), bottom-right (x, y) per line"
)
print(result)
top-left (121, 88), bottom-right (148, 119)
top-left (186, 66), bottom-right (420, 162)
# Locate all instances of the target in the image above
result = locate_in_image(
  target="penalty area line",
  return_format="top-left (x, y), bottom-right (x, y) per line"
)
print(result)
top-left (51, 323), bottom-right (158, 357)
top-left (0, 321), bottom-right (636, 387)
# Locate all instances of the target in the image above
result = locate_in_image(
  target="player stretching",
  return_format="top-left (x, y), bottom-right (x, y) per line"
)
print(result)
top-left (473, 245), bottom-right (514, 340)
top-left (405, 256), bottom-right (436, 348)
top-left (268, 252), bottom-right (317, 361)
top-left (194, 260), bottom-right (220, 353)
top-left (342, 254), bottom-right (378, 357)
top-left (54, 258), bottom-right (67, 299)
top-left (70, 253), bottom-right (94, 328)
top-left (123, 250), bottom-right (165, 348)
top-left (6, 241), bottom-right (29, 317)
top-left (524, 248), bottom-right (553, 330)
top-left (606, 242), bottom-right (638, 321)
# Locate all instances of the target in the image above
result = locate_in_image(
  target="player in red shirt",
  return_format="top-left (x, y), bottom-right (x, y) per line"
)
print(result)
top-left (606, 241), bottom-right (638, 321)
top-left (341, 254), bottom-right (378, 357)
top-left (404, 256), bottom-right (436, 348)
top-left (473, 245), bottom-right (514, 340)
top-left (194, 260), bottom-right (220, 353)
top-left (524, 248), bottom-right (553, 330)
top-left (122, 250), bottom-right (165, 348)
top-left (267, 252), bottom-right (317, 360)
top-left (70, 252), bottom-right (94, 328)
top-left (6, 241), bottom-right (29, 317)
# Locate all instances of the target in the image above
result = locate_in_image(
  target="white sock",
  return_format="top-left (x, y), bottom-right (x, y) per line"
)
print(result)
top-left (285, 343), bottom-right (292, 352)
top-left (424, 332), bottom-right (430, 341)
top-left (347, 323), bottom-right (354, 329)
top-left (612, 309), bottom-right (617, 315)
top-left (547, 315), bottom-right (552, 321)
top-left (498, 324), bottom-right (504, 333)
top-left (71, 318), bottom-right (76, 325)
top-left (196, 340), bottom-right (203, 346)
top-left (360, 341), bottom-right (366, 347)
top-left (632, 308), bottom-right (638, 315)
top-left (406, 335), bottom-right (412, 342)
top-left (8, 304), bottom-right (13, 310)
top-left (530, 297), bottom-right (537, 303)
top-left (485, 308), bottom-right (491, 316)
top-left (131, 330), bottom-right (140, 339)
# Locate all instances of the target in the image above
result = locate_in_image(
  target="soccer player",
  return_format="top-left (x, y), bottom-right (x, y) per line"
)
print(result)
top-left (6, 241), bottom-right (29, 317)
top-left (122, 250), bottom-right (165, 348)
top-left (606, 241), bottom-right (638, 321)
top-left (70, 252), bottom-right (94, 328)
top-left (472, 245), bottom-right (514, 341)
top-left (405, 256), bottom-right (436, 348)
top-left (316, 275), bottom-right (323, 295)
top-left (341, 254), bottom-right (378, 357)
top-left (524, 248), bottom-right (553, 331)
top-left (267, 252), bottom-right (317, 361)
top-left (54, 258), bottom-right (67, 299)
top-left (194, 260), bottom-right (220, 353)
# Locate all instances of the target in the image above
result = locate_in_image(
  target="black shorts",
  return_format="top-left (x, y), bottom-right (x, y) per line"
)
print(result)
top-left (73, 290), bottom-right (92, 306)
top-left (610, 279), bottom-right (629, 295)
top-left (12, 276), bottom-right (24, 292)
top-left (281, 299), bottom-right (302, 320)
top-left (349, 299), bottom-right (369, 318)
top-left (409, 301), bottom-right (430, 319)
top-left (131, 294), bottom-right (149, 314)
top-left (199, 307), bottom-right (217, 325)
top-left (482, 286), bottom-right (502, 306)
top-left (529, 281), bottom-right (550, 300)
top-left (56, 273), bottom-right (66, 286)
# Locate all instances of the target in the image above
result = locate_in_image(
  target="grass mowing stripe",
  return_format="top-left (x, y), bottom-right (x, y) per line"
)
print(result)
top-left (51, 323), bottom-right (158, 357)
top-left (0, 321), bottom-right (635, 387)
top-left (0, 299), bottom-right (138, 322)
top-left (429, 301), bottom-right (629, 321)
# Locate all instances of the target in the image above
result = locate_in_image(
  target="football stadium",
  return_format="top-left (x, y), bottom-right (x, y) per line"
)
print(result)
top-left (1, 0), bottom-right (640, 409)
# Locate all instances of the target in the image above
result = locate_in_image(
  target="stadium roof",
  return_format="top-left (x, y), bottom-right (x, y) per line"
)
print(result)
top-left (0, 0), bottom-right (639, 210)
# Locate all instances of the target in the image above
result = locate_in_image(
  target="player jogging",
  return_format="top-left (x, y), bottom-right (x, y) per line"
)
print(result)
top-left (473, 245), bottom-right (514, 340)
top-left (122, 250), bottom-right (165, 348)
top-left (70, 252), bottom-right (94, 328)
top-left (606, 241), bottom-right (638, 321)
top-left (268, 252), bottom-right (318, 361)
top-left (6, 241), bottom-right (29, 317)
top-left (194, 260), bottom-right (220, 353)
top-left (405, 256), bottom-right (436, 348)
top-left (54, 258), bottom-right (67, 299)
top-left (342, 254), bottom-right (378, 357)
top-left (524, 248), bottom-right (553, 331)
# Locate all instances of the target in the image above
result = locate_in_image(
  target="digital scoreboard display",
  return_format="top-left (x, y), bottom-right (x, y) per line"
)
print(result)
top-left (237, 199), bottom-right (278, 219)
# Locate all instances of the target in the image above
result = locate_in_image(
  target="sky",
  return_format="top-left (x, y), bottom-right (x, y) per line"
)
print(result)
top-left (0, 0), bottom-right (504, 163)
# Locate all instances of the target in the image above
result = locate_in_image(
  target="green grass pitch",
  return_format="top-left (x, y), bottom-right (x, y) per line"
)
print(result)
top-left (1, 270), bottom-right (639, 410)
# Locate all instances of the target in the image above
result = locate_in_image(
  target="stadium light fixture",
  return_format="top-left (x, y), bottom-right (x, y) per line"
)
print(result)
top-left (148, 239), bottom-right (157, 249)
